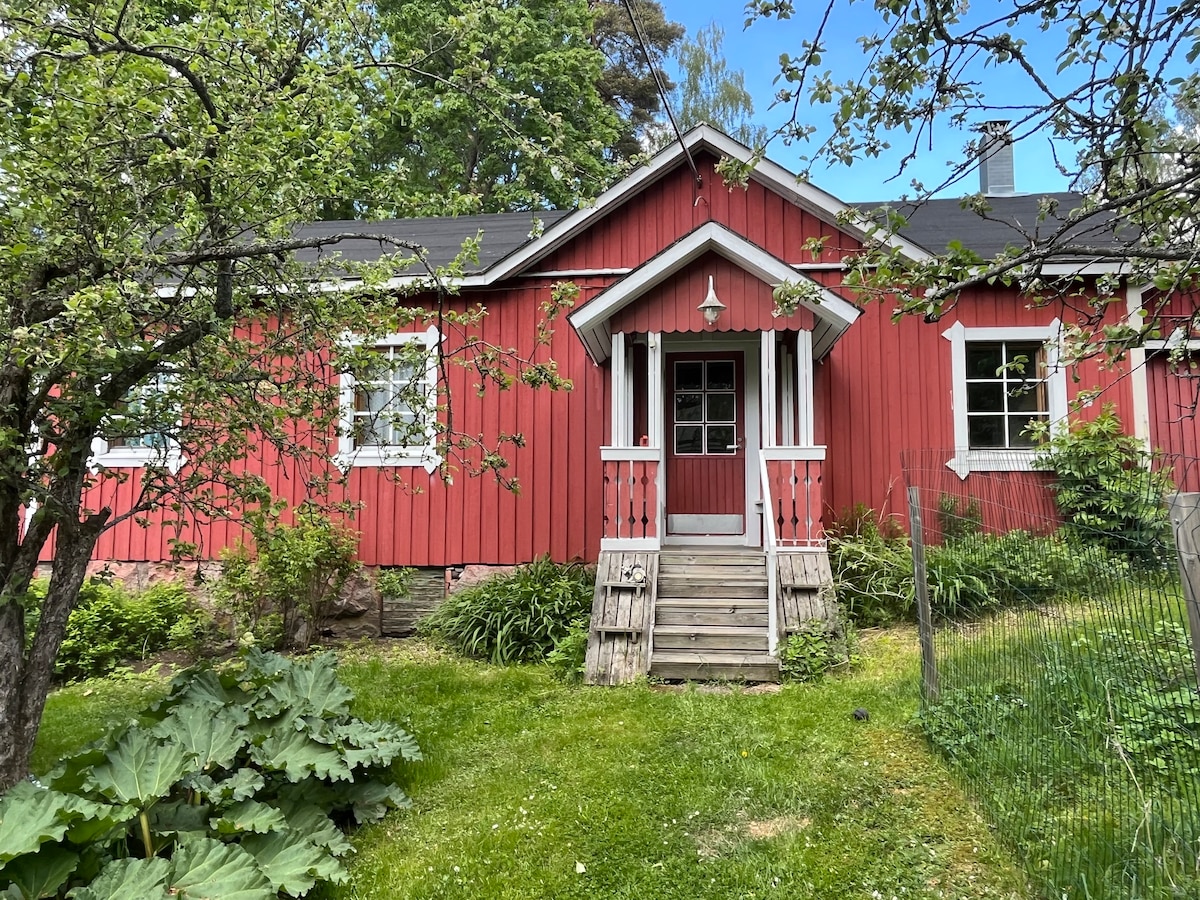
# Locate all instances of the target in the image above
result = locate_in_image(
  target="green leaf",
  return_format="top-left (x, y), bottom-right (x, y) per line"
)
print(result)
top-left (168, 837), bottom-right (274, 900)
top-left (274, 797), bottom-right (352, 857)
top-left (249, 729), bottom-right (351, 783)
top-left (0, 845), bottom-right (79, 899)
top-left (152, 704), bottom-right (247, 772)
top-left (335, 780), bottom-right (409, 824)
top-left (147, 799), bottom-right (212, 841)
top-left (83, 727), bottom-right (189, 807)
top-left (198, 768), bottom-right (265, 804)
top-left (258, 653), bottom-right (352, 720)
top-left (241, 829), bottom-right (347, 896)
top-left (0, 782), bottom-right (73, 864)
top-left (336, 720), bottom-right (423, 769)
top-left (68, 858), bottom-right (171, 900)
top-left (209, 800), bottom-right (286, 836)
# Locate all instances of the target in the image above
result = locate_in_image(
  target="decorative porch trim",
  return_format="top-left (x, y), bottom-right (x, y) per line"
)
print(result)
top-left (568, 221), bottom-right (861, 364)
top-left (761, 331), bottom-right (777, 449)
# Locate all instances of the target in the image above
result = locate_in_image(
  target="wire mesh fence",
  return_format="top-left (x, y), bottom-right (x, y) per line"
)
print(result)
top-left (900, 449), bottom-right (1200, 900)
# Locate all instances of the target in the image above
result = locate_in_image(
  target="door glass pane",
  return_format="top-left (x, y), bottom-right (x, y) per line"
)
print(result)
top-left (967, 416), bottom-right (1005, 448)
top-left (707, 392), bottom-right (735, 422)
top-left (707, 425), bottom-right (736, 454)
top-left (675, 425), bottom-right (703, 454)
top-left (967, 382), bottom-right (1004, 412)
top-left (675, 393), bottom-right (703, 422)
top-left (706, 361), bottom-right (735, 390)
top-left (675, 361), bottom-right (704, 391)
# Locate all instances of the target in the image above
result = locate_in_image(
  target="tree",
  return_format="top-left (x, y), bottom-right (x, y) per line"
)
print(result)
top-left (0, 0), bottom-right (570, 789)
top-left (589, 0), bottom-right (685, 159)
top-left (329, 0), bottom-right (623, 216)
top-left (745, 0), bottom-right (1200, 361)
top-left (665, 23), bottom-right (767, 151)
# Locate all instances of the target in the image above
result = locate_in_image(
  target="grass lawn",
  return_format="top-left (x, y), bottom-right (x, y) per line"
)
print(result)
top-left (35, 629), bottom-right (1031, 900)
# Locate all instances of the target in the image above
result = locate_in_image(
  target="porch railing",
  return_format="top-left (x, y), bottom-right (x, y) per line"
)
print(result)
top-left (761, 447), bottom-right (826, 548)
top-left (600, 447), bottom-right (660, 545)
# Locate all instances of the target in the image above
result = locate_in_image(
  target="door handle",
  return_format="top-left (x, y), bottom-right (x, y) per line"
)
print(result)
top-left (727, 436), bottom-right (745, 450)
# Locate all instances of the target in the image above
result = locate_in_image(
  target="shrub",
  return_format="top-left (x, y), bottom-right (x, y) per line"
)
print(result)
top-left (1032, 406), bottom-right (1174, 565)
top-left (828, 519), bottom-right (915, 626)
top-left (376, 567), bottom-right (416, 600)
top-left (421, 556), bottom-right (594, 663)
top-left (546, 616), bottom-right (589, 682)
top-left (778, 617), bottom-right (859, 682)
top-left (25, 578), bottom-right (212, 682)
top-left (0, 651), bottom-right (419, 899)
top-left (214, 505), bottom-right (360, 651)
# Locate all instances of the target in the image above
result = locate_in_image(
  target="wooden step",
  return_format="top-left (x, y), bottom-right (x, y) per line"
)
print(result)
top-left (653, 625), bottom-right (768, 651)
top-left (657, 581), bottom-right (768, 599)
top-left (658, 563), bottom-right (766, 578)
top-left (658, 552), bottom-right (765, 567)
top-left (656, 609), bottom-right (769, 627)
top-left (650, 650), bottom-right (779, 683)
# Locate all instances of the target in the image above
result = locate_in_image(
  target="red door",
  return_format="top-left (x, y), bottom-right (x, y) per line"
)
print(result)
top-left (665, 352), bottom-right (746, 536)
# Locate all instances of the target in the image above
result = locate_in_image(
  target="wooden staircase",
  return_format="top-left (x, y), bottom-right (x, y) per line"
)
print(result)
top-left (649, 548), bottom-right (778, 682)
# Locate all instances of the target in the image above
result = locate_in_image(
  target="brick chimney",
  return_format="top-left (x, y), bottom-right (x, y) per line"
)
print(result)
top-left (977, 121), bottom-right (1015, 195)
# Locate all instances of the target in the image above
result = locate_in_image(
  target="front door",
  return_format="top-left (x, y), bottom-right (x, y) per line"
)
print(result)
top-left (665, 352), bottom-right (746, 536)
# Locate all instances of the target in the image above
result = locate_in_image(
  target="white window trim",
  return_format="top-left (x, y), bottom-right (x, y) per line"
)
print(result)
top-left (942, 320), bottom-right (1066, 480)
top-left (89, 374), bottom-right (185, 474)
top-left (333, 325), bottom-right (441, 473)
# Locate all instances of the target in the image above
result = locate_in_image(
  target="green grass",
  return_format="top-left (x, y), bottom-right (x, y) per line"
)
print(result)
top-left (31, 632), bottom-right (1031, 899)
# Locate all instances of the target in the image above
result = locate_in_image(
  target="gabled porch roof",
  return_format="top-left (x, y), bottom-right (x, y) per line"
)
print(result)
top-left (568, 221), bottom-right (862, 363)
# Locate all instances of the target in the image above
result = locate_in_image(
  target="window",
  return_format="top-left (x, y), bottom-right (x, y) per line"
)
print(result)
top-left (91, 372), bottom-right (183, 471)
top-left (335, 327), bottom-right (440, 471)
top-left (673, 360), bottom-right (737, 455)
top-left (943, 321), bottom-right (1067, 478)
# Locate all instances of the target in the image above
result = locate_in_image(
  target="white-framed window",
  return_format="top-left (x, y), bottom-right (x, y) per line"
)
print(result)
top-left (90, 372), bottom-right (184, 472)
top-left (943, 321), bottom-right (1067, 479)
top-left (334, 326), bottom-right (440, 472)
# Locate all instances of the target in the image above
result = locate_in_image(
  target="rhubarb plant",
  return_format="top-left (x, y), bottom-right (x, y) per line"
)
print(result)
top-left (0, 651), bottom-right (420, 898)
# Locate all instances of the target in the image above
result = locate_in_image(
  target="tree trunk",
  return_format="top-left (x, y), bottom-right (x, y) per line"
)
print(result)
top-left (0, 518), bottom-right (106, 792)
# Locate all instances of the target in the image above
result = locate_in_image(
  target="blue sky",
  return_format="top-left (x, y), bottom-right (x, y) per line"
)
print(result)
top-left (656, 1), bottom-right (1084, 202)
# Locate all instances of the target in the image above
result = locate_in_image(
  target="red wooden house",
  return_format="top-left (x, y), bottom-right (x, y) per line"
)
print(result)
top-left (78, 125), bottom-right (1200, 682)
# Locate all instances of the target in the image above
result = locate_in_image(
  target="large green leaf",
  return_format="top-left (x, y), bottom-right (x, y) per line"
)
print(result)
top-left (249, 729), bottom-right (351, 783)
top-left (258, 653), bottom-right (351, 720)
top-left (150, 670), bottom-right (237, 719)
top-left (147, 799), bottom-right (212, 841)
top-left (334, 780), bottom-right (409, 825)
top-left (241, 829), bottom-right (346, 896)
top-left (335, 720), bottom-right (423, 768)
top-left (168, 837), bottom-right (274, 900)
top-left (83, 727), bottom-right (188, 807)
top-left (209, 800), bottom-right (285, 836)
top-left (68, 858), bottom-right (171, 900)
top-left (0, 845), bottom-right (78, 899)
top-left (0, 783), bottom-right (72, 864)
top-left (274, 797), bottom-right (352, 857)
top-left (204, 769), bottom-right (265, 804)
top-left (152, 704), bottom-right (247, 772)
top-left (60, 795), bottom-right (134, 846)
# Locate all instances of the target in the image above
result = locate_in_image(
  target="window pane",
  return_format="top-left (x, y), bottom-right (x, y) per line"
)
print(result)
top-left (968, 416), bottom-right (1005, 448)
top-left (356, 389), bottom-right (392, 414)
top-left (707, 392), bottom-right (736, 422)
top-left (966, 343), bottom-right (1003, 378)
top-left (675, 361), bottom-right (703, 391)
top-left (1008, 415), bottom-right (1046, 447)
top-left (707, 425), bottom-right (736, 454)
top-left (675, 425), bottom-right (703, 454)
top-left (355, 417), bottom-right (385, 447)
top-left (675, 392), bottom-right (703, 422)
top-left (706, 361), bottom-right (735, 390)
top-left (1007, 382), bottom-right (1045, 413)
top-left (967, 382), bottom-right (1004, 412)
top-left (1004, 343), bottom-right (1044, 376)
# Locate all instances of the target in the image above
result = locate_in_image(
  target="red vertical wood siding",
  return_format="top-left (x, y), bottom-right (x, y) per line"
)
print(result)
top-left (68, 149), bottom-right (1166, 567)
top-left (1148, 351), bottom-right (1200, 490)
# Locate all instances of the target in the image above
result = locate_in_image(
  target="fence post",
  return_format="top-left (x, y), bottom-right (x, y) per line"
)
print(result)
top-left (908, 486), bottom-right (939, 703)
top-left (1168, 493), bottom-right (1200, 688)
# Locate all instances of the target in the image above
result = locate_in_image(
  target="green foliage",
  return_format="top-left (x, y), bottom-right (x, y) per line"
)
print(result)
top-left (828, 519), bottom-right (915, 626)
top-left (0, 651), bottom-right (419, 899)
top-left (545, 616), bottom-right (589, 682)
top-left (778, 618), bottom-right (859, 683)
top-left (214, 507), bottom-right (360, 651)
top-left (374, 568), bottom-right (415, 601)
top-left (666, 23), bottom-right (767, 150)
top-left (23, 579), bottom-right (211, 683)
top-left (420, 556), bottom-right (594, 663)
top-left (936, 493), bottom-right (982, 542)
top-left (1032, 407), bottom-right (1174, 564)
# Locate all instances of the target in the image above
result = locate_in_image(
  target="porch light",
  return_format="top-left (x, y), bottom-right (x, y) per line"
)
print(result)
top-left (698, 275), bottom-right (725, 325)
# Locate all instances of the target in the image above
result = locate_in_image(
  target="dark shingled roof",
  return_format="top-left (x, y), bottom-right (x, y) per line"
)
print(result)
top-left (850, 192), bottom-right (1125, 259)
top-left (290, 210), bottom-right (573, 273)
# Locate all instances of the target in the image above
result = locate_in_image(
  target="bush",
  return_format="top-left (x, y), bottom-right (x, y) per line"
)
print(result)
top-left (546, 616), bottom-right (589, 682)
top-left (778, 617), bottom-right (859, 683)
top-left (828, 519), bottom-right (915, 626)
top-left (0, 651), bottom-right (419, 899)
top-left (421, 556), bottom-right (594, 663)
top-left (214, 505), bottom-right (360, 651)
top-left (24, 578), bottom-right (211, 682)
top-left (1032, 406), bottom-right (1174, 565)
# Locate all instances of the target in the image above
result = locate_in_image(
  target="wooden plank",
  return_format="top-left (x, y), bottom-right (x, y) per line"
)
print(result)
top-left (656, 611), bottom-right (769, 627)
